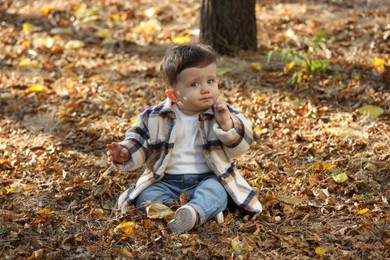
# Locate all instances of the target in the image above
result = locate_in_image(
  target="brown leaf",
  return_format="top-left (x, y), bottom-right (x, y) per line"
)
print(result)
top-left (276, 194), bottom-right (304, 205)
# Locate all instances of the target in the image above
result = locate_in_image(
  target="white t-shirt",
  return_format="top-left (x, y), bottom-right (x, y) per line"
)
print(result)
top-left (165, 105), bottom-right (212, 174)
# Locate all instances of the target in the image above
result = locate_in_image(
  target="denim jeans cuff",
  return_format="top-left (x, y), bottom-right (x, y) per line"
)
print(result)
top-left (187, 203), bottom-right (206, 227)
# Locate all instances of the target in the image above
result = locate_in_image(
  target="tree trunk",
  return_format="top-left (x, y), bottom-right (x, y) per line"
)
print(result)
top-left (200, 0), bottom-right (257, 56)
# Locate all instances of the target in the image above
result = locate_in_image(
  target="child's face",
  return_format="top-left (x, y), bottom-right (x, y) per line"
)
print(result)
top-left (170, 63), bottom-right (219, 115)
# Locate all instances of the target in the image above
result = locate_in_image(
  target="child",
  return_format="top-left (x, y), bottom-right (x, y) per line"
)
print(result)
top-left (107, 44), bottom-right (262, 233)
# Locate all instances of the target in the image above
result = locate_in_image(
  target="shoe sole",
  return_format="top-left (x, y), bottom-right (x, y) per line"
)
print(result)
top-left (167, 206), bottom-right (196, 233)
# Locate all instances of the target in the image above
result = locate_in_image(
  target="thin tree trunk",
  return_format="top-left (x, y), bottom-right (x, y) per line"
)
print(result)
top-left (200, 0), bottom-right (257, 56)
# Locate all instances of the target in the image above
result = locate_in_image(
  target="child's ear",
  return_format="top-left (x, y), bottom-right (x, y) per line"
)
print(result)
top-left (165, 89), bottom-right (177, 102)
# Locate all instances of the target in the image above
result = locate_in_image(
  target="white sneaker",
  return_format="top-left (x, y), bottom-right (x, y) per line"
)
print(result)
top-left (167, 205), bottom-right (197, 233)
top-left (215, 211), bottom-right (224, 224)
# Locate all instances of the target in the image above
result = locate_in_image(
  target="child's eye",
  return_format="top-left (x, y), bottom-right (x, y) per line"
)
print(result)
top-left (207, 79), bottom-right (215, 84)
top-left (190, 82), bottom-right (200, 87)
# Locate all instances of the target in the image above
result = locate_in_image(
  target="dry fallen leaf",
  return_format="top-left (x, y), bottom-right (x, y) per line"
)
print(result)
top-left (276, 194), bottom-right (303, 204)
top-left (37, 207), bottom-right (54, 214)
top-left (311, 162), bottom-right (335, 171)
top-left (145, 202), bottom-right (174, 220)
top-left (231, 236), bottom-right (253, 255)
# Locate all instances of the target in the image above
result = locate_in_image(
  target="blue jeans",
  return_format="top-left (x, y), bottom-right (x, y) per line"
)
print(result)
top-left (135, 173), bottom-right (228, 226)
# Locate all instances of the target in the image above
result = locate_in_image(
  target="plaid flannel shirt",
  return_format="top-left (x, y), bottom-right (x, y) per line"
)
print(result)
top-left (115, 98), bottom-right (262, 214)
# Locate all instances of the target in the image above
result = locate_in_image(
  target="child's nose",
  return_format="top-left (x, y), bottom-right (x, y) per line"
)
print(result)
top-left (201, 84), bottom-right (210, 93)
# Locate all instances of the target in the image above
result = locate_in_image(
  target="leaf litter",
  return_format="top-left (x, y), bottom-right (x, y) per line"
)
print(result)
top-left (0, 0), bottom-right (389, 258)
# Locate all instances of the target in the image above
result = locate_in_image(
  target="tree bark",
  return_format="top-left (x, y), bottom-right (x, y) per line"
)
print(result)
top-left (200, 0), bottom-right (257, 56)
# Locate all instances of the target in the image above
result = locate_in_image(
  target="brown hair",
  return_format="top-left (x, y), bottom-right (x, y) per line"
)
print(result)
top-left (160, 44), bottom-right (217, 86)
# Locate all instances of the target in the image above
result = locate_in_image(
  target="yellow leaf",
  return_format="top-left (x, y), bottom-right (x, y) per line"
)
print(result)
top-left (114, 221), bottom-right (136, 239)
top-left (37, 207), bottom-right (54, 214)
top-left (114, 221), bottom-right (135, 231)
top-left (90, 76), bottom-right (101, 81)
top-left (255, 176), bottom-right (263, 184)
top-left (285, 61), bottom-right (295, 71)
top-left (35, 37), bottom-right (54, 48)
top-left (311, 162), bottom-right (335, 171)
top-left (22, 22), bottom-right (43, 33)
top-left (94, 28), bottom-right (113, 39)
top-left (251, 62), bottom-right (262, 71)
top-left (111, 14), bottom-right (120, 21)
top-left (41, 7), bottom-right (54, 16)
top-left (332, 173), bottom-right (348, 183)
top-left (130, 116), bottom-right (138, 126)
top-left (356, 208), bottom-right (370, 215)
top-left (357, 105), bottom-right (384, 118)
top-left (254, 127), bottom-right (267, 135)
top-left (231, 236), bottom-right (241, 251)
top-left (172, 36), bottom-right (191, 45)
top-left (255, 4), bottom-right (262, 12)
top-left (6, 187), bottom-right (14, 194)
top-left (75, 7), bottom-right (100, 20)
top-left (253, 227), bottom-right (261, 236)
top-left (253, 95), bottom-right (264, 104)
top-left (315, 246), bottom-right (327, 256)
top-left (370, 58), bottom-right (385, 73)
top-left (19, 59), bottom-right (39, 68)
top-left (370, 58), bottom-right (385, 67)
top-left (25, 84), bottom-right (46, 93)
top-left (134, 19), bottom-right (161, 33)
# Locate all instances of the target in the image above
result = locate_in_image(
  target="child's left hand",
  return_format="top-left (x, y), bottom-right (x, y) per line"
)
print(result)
top-left (214, 101), bottom-right (233, 131)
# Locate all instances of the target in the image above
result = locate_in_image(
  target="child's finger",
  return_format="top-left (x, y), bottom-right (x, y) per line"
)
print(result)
top-left (215, 102), bottom-right (227, 112)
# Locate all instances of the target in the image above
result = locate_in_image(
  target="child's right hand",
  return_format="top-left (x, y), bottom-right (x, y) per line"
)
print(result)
top-left (106, 142), bottom-right (130, 163)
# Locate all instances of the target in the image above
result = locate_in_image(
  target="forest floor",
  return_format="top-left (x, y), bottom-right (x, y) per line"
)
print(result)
top-left (0, 0), bottom-right (389, 259)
